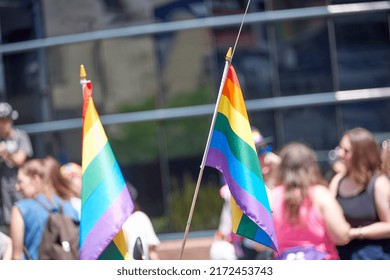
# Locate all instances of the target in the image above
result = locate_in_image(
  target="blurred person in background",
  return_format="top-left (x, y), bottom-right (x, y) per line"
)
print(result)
top-left (0, 230), bottom-right (12, 259)
top-left (239, 128), bottom-right (280, 260)
top-left (271, 142), bottom-right (351, 260)
top-left (381, 139), bottom-right (390, 177)
top-left (252, 128), bottom-right (281, 190)
top-left (10, 157), bottom-right (79, 260)
top-left (329, 127), bottom-right (390, 259)
top-left (209, 183), bottom-right (242, 260)
top-left (60, 162), bottom-right (82, 218)
top-left (324, 147), bottom-right (346, 183)
top-left (0, 102), bottom-right (33, 233)
top-left (122, 183), bottom-right (160, 260)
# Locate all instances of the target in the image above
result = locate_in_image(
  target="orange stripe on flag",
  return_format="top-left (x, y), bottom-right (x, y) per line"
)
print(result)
top-left (221, 70), bottom-right (248, 120)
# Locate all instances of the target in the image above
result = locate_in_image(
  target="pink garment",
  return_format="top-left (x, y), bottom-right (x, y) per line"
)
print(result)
top-left (272, 186), bottom-right (339, 260)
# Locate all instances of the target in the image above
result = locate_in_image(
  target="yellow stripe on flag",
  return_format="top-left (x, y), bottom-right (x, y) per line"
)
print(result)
top-left (231, 196), bottom-right (244, 233)
top-left (82, 120), bottom-right (108, 172)
top-left (218, 94), bottom-right (256, 151)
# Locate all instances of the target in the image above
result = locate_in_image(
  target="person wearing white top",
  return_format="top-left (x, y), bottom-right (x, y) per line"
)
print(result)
top-left (123, 210), bottom-right (160, 260)
top-left (122, 184), bottom-right (160, 260)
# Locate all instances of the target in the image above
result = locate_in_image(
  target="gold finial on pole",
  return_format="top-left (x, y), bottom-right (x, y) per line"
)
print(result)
top-left (225, 47), bottom-right (233, 62)
top-left (80, 64), bottom-right (87, 80)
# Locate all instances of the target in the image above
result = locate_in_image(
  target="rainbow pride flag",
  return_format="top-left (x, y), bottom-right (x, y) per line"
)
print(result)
top-left (205, 63), bottom-right (278, 251)
top-left (80, 78), bottom-right (134, 260)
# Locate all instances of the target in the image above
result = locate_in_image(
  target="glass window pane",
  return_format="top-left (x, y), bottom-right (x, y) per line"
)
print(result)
top-left (335, 13), bottom-right (390, 90)
top-left (275, 18), bottom-right (333, 96)
top-left (282, 106), bottom-right (339, 150)
top-left (341, 100), bottom-right (390, 133)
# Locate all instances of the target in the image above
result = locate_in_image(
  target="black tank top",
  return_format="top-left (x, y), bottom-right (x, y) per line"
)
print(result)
top-left (336, 176), bottom-right (390, 259)
top-left (336, 176), bottom-right (378, 228)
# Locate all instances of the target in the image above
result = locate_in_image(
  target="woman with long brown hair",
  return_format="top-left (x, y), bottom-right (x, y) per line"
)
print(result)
top-left (329, 127), bottom-right (390, 259)
top-left (9, 156), bottom-right (79, 259)
top-left (271, 143), bottom-right (350, 259)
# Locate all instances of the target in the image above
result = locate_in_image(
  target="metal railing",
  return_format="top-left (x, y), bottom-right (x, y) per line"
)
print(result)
top-left (16, 86), bottom-right (390, 134)
top-left (0, 1), bottom-right (388, 54)
top-left (0, 1), bottom-right (387, 134)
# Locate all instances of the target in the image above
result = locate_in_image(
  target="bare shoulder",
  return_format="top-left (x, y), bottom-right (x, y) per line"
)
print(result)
top-left (311, 184), bottom-right (344, 218)
top-left (375, 174), bottom-right (390, 186)
top-left (328, 173), bottom-right (344, 196)
top-left (311, 184), bottom-right (335, 208)
top-left (373, 175), bottom-right (390, 222)
top-left (374, 174), bottom-right (390, 194)
top-left (312, 184), bottom-right (332, 199)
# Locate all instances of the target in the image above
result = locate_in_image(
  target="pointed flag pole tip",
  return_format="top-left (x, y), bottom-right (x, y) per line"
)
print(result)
top-left (80, 64), bottom-right (87, 80)
top-left (225, 47), bottom-right (232, 62)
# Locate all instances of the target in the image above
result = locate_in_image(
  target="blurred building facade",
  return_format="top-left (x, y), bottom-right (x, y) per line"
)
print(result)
top-left (0, 0), bottom-right (389, 227)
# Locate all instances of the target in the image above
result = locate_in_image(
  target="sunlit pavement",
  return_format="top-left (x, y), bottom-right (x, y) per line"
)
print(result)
top-left (158, 231), bottom-right (215, 260)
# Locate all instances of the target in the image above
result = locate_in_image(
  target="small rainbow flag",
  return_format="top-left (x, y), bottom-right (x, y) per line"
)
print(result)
top-left (205, 61), bottom-right (278, 251)
top-left (80, 68), bottom-right (134, 260)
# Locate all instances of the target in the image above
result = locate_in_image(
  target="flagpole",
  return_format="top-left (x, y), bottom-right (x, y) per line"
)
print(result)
top-left (231, 0), bottom-right (252, 60)
top-left (178, 49), bottom-right (232, 260)
top-left (178, 0), bottom-right (252, 260)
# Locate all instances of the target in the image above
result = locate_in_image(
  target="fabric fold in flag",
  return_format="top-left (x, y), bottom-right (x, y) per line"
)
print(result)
top-left (205, 63), bottom-right (278, 251)
top-left (80, 79), bottom-right (134, 260)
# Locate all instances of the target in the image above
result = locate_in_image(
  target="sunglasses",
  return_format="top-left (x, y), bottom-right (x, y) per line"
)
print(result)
top-left (258, 145), bottom-right (272, 156)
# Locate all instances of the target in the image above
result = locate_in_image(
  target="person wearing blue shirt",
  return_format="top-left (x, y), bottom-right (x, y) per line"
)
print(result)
top-left (9, 157), bottom-right (78, 260)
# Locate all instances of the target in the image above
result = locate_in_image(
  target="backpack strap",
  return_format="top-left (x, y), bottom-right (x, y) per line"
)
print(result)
top-left (33, 197), bottom-right (64, 214)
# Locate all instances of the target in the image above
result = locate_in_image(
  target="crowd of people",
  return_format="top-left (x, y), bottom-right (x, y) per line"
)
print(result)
top-left (0, 102), bottom-right (160, 260)
top-left (1, 100), bottom-right (390, 260)
top-left (210, 127), bottom-right (390, 260)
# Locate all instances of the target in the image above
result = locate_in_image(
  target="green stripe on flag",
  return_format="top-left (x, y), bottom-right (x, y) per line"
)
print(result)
top-left (214, 113), bottom-right (263, 179)
top-left (82, 142), bottom-right (116, 204)
top-left (98, 241), bottom-right (124, 260)
top-left (236, 214), bottom-right (258, 240)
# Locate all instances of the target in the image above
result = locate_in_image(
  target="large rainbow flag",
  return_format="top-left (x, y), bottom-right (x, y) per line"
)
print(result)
top-left (80, 68), bottom-right (134, 260)
top-left (205, 61), bottom-right (278, 251)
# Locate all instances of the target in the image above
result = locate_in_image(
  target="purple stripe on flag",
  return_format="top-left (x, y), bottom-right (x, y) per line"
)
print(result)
top-left (206, 148), bottom-right (277, 248)
top-left (80, 187), bottom-right (133, 260)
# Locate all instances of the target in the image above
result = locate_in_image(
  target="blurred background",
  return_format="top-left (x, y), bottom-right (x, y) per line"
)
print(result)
top-left (0, 0), bottom-right (389, 235)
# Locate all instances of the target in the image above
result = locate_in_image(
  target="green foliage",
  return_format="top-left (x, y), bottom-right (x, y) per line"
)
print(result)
top-left (110, 85), bottom-right (214, 164)
top-left (151, 216), bottom-right (170, 234)
top-left (166, 84), bottom-right (214, 108)
top-left (164, 117), bottom-right (209, 158)
top-left (111, 121), bottom-right (159, 163)
top-left (167, 174), bottom-right (223, 233)
top-left (151, 174), bottom-right (222, 234)
top-left (110, 96), bottom-right (159, 163)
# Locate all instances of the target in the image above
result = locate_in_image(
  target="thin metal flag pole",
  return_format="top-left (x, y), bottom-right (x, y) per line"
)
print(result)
top-left (178, 49), bottom-right (231, 260)
top-left (178, 0), bottom-right (252, 260)
top-left (231, 0), bottom-right (252, 60)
